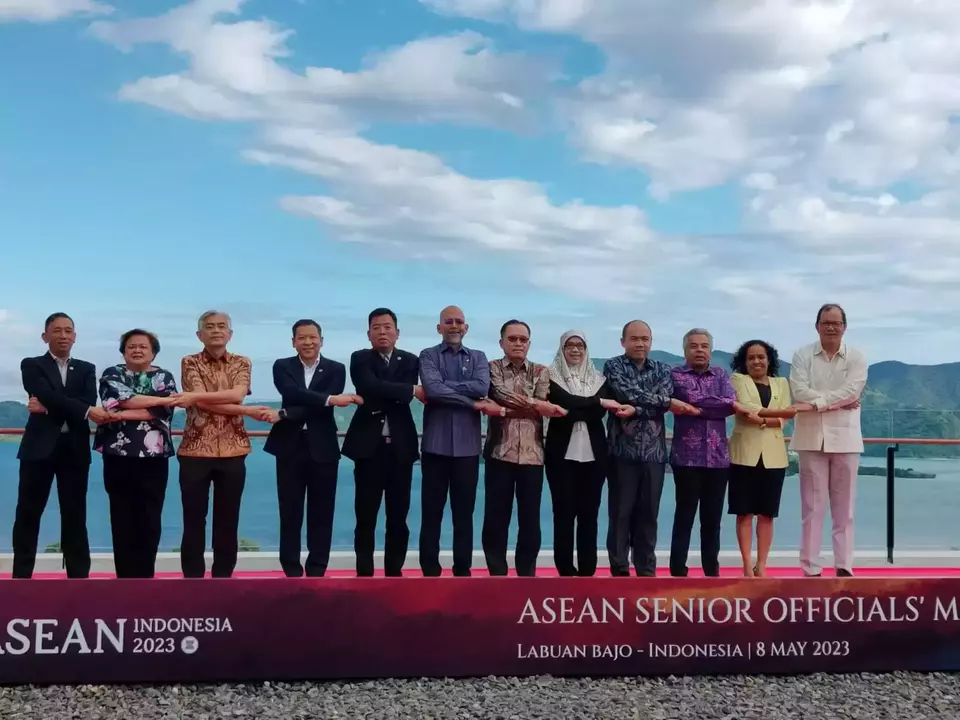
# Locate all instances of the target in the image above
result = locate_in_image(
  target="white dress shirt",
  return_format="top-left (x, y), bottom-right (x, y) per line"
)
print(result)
top-left (51, 353), bottom-right (71, 433)
top-left (380, 351), bottom-right (392, 437)
top-left (789, 341), bottom-right (867, 454)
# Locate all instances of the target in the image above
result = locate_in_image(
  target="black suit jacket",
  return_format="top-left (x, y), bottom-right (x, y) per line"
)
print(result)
top-left (264, 355), bottom-right (345, 463)
top-left (18, 354), bottom-right (96, 463)
top-left (341, 348), bottom-right (420, 465)
top-left (544, 379), bottom-right (610, 468)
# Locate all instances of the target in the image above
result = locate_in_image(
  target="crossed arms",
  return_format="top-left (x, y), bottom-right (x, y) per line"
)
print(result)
top-left (418, 349), bottom-right (491, 411)
top-left (789, 350), bottom-right (867, 412)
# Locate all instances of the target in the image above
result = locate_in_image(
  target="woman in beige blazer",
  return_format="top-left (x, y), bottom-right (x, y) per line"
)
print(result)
top-left (729, 340), bottom-right (799, 578)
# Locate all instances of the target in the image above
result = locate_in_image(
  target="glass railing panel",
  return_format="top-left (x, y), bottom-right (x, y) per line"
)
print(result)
top-left (2, 411), bottom-right (960, 559)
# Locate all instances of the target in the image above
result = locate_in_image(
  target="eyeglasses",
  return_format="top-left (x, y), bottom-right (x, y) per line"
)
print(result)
top-left (564, 343), bottom-right (585, 350)
top-left (505, 336), bottom-right (529, 344)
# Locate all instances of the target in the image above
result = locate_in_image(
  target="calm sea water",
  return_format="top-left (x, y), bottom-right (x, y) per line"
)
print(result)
top-left (1, 439), bottom-right (958, 553)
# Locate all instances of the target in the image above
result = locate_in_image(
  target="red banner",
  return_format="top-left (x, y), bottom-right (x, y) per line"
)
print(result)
top-left (2, 578), bottom-right (960, 684)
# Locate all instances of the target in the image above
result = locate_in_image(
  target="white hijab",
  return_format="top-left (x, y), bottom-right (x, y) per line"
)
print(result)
top-left (550, 330), bottom-right (606, 397)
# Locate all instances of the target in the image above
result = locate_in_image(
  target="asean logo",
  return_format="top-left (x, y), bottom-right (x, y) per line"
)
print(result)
top-left (180, 636), bottom-right (199, 654)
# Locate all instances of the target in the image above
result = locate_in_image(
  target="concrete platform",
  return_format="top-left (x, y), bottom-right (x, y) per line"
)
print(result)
top-left (3, 548), bottom-right (959, 577)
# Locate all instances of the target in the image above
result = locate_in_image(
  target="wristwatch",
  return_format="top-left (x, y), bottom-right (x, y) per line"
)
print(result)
top-left (760, 419), bottom-right (767, 429)
top-left (500, 406), bottom-right (507, 417)
top-left (278, 409), bottom-right (288, 420)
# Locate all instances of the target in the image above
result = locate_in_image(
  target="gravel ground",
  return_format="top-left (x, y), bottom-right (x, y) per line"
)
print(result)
top-left (2, 673), bottom-right (960, 719)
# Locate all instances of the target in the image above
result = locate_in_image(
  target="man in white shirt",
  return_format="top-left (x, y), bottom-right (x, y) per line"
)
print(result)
top-left (789, 304), bottom-right (867, 578)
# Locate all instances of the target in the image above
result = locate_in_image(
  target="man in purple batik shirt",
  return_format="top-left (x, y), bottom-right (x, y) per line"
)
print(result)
top-left (669, 328), bottom-right (736, 578)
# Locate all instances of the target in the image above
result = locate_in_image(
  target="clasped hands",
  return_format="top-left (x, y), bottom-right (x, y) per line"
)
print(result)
top-left (473, 396), bottom-right (567, 418)
top-left (27, 397), bottom-right (121, 425)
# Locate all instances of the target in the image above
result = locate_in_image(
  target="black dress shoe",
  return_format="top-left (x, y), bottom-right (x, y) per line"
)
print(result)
top-left (836, 568), bottom-right (853, 577)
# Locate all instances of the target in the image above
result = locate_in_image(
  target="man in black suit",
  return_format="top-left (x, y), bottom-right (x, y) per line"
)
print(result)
top-left (342, 308), bottom-right (424, 577)
top-left (15, 312), bottom-right (116, 579)
top-left (264, 319), bottom-right (361, 577)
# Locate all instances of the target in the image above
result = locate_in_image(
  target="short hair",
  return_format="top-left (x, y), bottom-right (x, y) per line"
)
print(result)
top-left (730, 339), bottom-right (780, 377)
top-left (44, 312), bottom-right (73, 331)
top-left (368, 308), bottom-right (398, 327)
top-left (120, 329), bottom-right (161, 356)
top-left (197, 310), bottom-right (232, 332)
top-left (292, 319), bottom-right (322, 337)
top-left (500, 319), bottom-right (531, 338)
top-left (621, 319), bottom-right (651, 339)
top-left (683, 328), bottom-right (713, 350)
top-left (816, 303), bottom-right (847, 325)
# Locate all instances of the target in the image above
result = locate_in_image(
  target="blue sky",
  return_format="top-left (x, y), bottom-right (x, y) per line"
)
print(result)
top-left (2, 0), bottom-right (959, 399)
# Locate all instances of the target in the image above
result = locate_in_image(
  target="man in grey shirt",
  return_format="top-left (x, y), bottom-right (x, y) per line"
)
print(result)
top-left (418, 305), bottom-right (502, 576)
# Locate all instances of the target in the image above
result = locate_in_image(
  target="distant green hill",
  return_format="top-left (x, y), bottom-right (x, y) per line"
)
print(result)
top-left (2, 353), bottom-right (958, 457)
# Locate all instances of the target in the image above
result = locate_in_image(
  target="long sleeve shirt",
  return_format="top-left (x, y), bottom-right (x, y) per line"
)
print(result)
top-left (419, 343), bottom-right (489, 457)
top-left (602, 355), bottom-right (672, 463)
top-left (669, 364), bottom-right (736, 468)
top-left (789, 341), bottom-right (867, 453)
top-left (483, 359), bottom-right (550, 465)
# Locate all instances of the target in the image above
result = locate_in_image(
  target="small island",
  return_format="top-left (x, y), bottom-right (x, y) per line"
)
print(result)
top-left (785, 459), bottom-right (934, 479)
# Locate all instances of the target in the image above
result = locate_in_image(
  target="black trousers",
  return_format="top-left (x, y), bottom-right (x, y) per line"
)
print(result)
top-left (178, 455), bottom-right (246, 578)
top-left (12, 435), bottom-right (91, 579)
top-left (669, 466), bottom-right (729, 577)
top-left (354, 438), bottom-right (413, 577)
top-left (545, 458), bottom-right (605, 576)
top-left (276, 436), bottom-right (339, 577)
top-left (482, 458), bottom-right (544, 577)
top-left (103, 454), bottom-right (168, 578)
top-left (419, 452), bottom-right (479, 577)
top-left (606, 459), bottom-right (665, 577)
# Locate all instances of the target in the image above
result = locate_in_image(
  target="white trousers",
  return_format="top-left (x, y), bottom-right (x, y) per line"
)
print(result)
top-left (798, 450), bottom-right (860, 574)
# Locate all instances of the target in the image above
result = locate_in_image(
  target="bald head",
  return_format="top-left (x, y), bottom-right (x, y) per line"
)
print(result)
top-left (437, 305), bottom-right (468, 345)
top-left (621, 319), bottom-right (652, 363)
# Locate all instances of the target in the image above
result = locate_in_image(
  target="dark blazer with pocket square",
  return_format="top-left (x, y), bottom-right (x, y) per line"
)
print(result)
top-left (341, 347), bottom-right (420, 466)
top-left (18, 354), bottom-right (96, 463)
top-left (264, 355), bottom-right (345, 464)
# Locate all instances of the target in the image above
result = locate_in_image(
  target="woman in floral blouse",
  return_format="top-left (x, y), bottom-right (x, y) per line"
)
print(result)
top-left (94, 329), bottom-right (178, 578)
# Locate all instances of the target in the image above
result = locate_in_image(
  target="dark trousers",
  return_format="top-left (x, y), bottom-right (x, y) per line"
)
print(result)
top-left (546, 458), bottom-right (605, 576)
top-left (419, 452), bottom-right (479, 577)
top-left (606, 459), bottom-right (665, 577)
top-left (276, 436), bottom-right (339, 577)
top-left (354, 439), bottom-right (413, 577)
top-left (670, 465), bottom-right (729, 577)
top-left (103, 454), bottom-right (168, 578)
top-left (178, 455), bottom-right (246, 578)
top-left (12, 435), bottom-right (91, 579)
top-left (482, 458), bottom-right (544, 577)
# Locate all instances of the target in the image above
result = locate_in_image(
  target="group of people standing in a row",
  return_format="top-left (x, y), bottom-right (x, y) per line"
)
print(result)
top-left (12, 303), bottom-right (866, 581)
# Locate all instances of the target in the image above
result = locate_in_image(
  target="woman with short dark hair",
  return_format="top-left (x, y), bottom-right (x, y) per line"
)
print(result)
top-left (94, 329), bottom-right (177, 578)
top-left (728, 340), bottom-right (798, 577)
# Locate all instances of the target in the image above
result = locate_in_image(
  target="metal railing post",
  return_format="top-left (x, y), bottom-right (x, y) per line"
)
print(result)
top-left (885, 443), bottom-right (899, 564)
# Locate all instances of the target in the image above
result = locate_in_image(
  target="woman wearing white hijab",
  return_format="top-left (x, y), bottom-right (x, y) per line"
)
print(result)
top-left (544, 330), bottom-right (621, 576)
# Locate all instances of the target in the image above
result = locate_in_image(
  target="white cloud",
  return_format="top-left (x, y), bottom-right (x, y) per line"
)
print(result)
top-left (0, 0), bottom-right (111, 22)
top-left (12, 0), bottom-right (941, 366)
top-left (90, 1), bottom-right (551, 131)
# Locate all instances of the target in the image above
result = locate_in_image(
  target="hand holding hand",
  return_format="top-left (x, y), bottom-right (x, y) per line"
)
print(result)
top-left (615, 404), bottom-right (637, 418)
top-left (168, 392), bottom-right (201, 408)
top-left (474, 399), bottom-right (505, 417)
top-left (670, 398), bottom-right (700, 416)
top-left (328, 394), bottom-right (361, 408)
top-left (600, 398), bottom-right (621, 411)
top-left (413, 385), bottom-right (426, 403)
top-left (88, 406), bottom-right (118, 425)
top-left (537, 402), bottom-right (568, 419)
top-left (259, 408), bottom-right (281, 424)
top-left (26, 396), bottom-right (46, 414)
top-left (791, 402), bottom-right (815, 412)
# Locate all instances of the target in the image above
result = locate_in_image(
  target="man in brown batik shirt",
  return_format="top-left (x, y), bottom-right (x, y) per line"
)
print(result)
top-left (481, 319), bottom-right (566, 577)
top-left (172, 310), bottom-right (273, 578)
